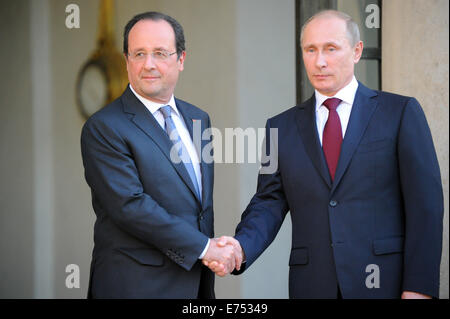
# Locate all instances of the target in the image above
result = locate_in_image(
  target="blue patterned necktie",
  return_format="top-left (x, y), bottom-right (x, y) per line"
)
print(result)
top-left (159, 105), bottom-right (201, 201)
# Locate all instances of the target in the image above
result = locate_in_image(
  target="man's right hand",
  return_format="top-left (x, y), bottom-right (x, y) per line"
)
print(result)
top-left (202, 236), bottom-right (244, 276)
top-left (202, 238), bottom-right (236, 276)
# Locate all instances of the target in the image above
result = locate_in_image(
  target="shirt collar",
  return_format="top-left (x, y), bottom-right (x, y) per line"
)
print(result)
top-left (315, 76), bottom-right (359, 111)
top-left (129, 84), bottom-right (179, 117)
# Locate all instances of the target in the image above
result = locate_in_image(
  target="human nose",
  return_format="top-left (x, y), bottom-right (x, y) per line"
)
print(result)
top-left (143, 53), bottom-right (157, 69)
top-left (315, 51), bottom-right (327, 69)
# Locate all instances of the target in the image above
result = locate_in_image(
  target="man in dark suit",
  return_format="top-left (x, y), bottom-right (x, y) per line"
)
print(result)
top-left (207, 10), bottom-right (443, 298)
top-left (81, 12), bottom-right (238, 299)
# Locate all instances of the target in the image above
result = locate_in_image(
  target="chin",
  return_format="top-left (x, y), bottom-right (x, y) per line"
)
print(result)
top-left (141, 86), bottom-right (161, 96)
top-left (316, 87), bottom-right (337, 97)
top-left (314, 84), bottom-right (331, 92)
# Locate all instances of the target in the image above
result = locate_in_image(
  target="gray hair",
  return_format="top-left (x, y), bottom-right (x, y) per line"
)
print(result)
top-left (300, 10), bottom-right (361, 47)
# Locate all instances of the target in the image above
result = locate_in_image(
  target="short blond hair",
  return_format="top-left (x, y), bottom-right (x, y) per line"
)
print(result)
top-left (300, 10), bottom-right (361, 47)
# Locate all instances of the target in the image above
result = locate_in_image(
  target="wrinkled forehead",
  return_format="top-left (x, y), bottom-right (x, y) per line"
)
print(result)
top-left (128, 19), bottom-right (176, 51)
top-left (302, 16), bottom-right (350, 47)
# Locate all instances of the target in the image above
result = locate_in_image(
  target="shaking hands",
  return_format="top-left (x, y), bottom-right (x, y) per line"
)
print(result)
top-left (202, 236), bottom-right (244, 277)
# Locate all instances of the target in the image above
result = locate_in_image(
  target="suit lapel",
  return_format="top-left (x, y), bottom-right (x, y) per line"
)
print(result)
top-left (331, 83), bottom-right (378, 193)
top-left (121, 87), bottom-right (201, 204)
top-left (198, 117), bottom-right (211, 211)
top-left (295, 96), bottom-right (332, 188)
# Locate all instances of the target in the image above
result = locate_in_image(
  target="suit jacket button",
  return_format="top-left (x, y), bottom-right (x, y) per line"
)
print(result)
top-left (329, 200), bottom-right (338, 207)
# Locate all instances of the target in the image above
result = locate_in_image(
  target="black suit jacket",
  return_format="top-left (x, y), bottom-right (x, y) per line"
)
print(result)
top-left (81, 86), bottom-right (215, 298)
top-left (234, 83), bottom-right (443, 298)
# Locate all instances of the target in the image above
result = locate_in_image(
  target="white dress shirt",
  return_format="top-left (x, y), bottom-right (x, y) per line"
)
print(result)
top-left (129, 85), bottom-right (209, 259)
top-left (315, 76), bottom-right (359, 145)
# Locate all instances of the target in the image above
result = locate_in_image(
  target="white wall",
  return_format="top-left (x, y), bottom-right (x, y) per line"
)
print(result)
top-left (235, 0), bottom-right (295, 299)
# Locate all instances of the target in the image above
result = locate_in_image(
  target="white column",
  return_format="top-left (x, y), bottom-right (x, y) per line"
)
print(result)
top-left (31, 0), bottom-right (54, 298)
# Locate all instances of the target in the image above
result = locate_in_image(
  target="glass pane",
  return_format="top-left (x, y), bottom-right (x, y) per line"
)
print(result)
top-left (337, 0), bottom-right (380, 48)
top-left (355, 59), bottom-right (380, 91)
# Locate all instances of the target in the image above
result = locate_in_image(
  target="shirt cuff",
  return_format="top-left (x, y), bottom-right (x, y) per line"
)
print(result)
top-left (198, 238), bottom-right (210, 259)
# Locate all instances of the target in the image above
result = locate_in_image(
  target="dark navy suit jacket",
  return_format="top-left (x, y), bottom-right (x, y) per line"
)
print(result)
top-left (234, 83), bottom-right (443, 298)
top-left (81, 86), bottom-right (215, 298)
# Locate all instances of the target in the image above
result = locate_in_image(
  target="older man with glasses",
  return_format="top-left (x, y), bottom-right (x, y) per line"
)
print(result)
top-left (81, 11), bottom-right (240, 299)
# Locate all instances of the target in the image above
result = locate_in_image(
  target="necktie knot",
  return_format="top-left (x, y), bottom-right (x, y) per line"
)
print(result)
top-left (159, 105), bottom-right (172, 119)
top-left (323, 98), bottom-right (342, 111)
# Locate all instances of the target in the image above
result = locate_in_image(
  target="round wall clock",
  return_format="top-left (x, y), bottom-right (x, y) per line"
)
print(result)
top-left (76, 60), bottom-right (108, 119)
top-left (76, 0), bottom-right (128, 119)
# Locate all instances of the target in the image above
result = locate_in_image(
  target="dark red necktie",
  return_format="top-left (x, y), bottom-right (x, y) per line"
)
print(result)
top-left (322, 98), bottom-right (342, 181)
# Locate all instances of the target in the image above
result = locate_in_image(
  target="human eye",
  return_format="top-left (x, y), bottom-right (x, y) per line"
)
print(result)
top-left (134, 52), bottom-right (146, 59)
top-left (153, 50), bottom-right (168, 59)
top-left (327, 46), bottom-right (337, 52)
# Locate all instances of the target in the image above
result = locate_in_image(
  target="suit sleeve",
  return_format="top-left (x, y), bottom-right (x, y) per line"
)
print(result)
top-left (234, 119), bottom-right (290, 274)
top-left (397, 98), bottom-right (444, 298)
top-left (81, 116), bottom-right (209, 271)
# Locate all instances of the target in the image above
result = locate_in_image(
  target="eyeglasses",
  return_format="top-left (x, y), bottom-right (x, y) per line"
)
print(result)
top-left (128, 50), bottom-right (177, 62)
